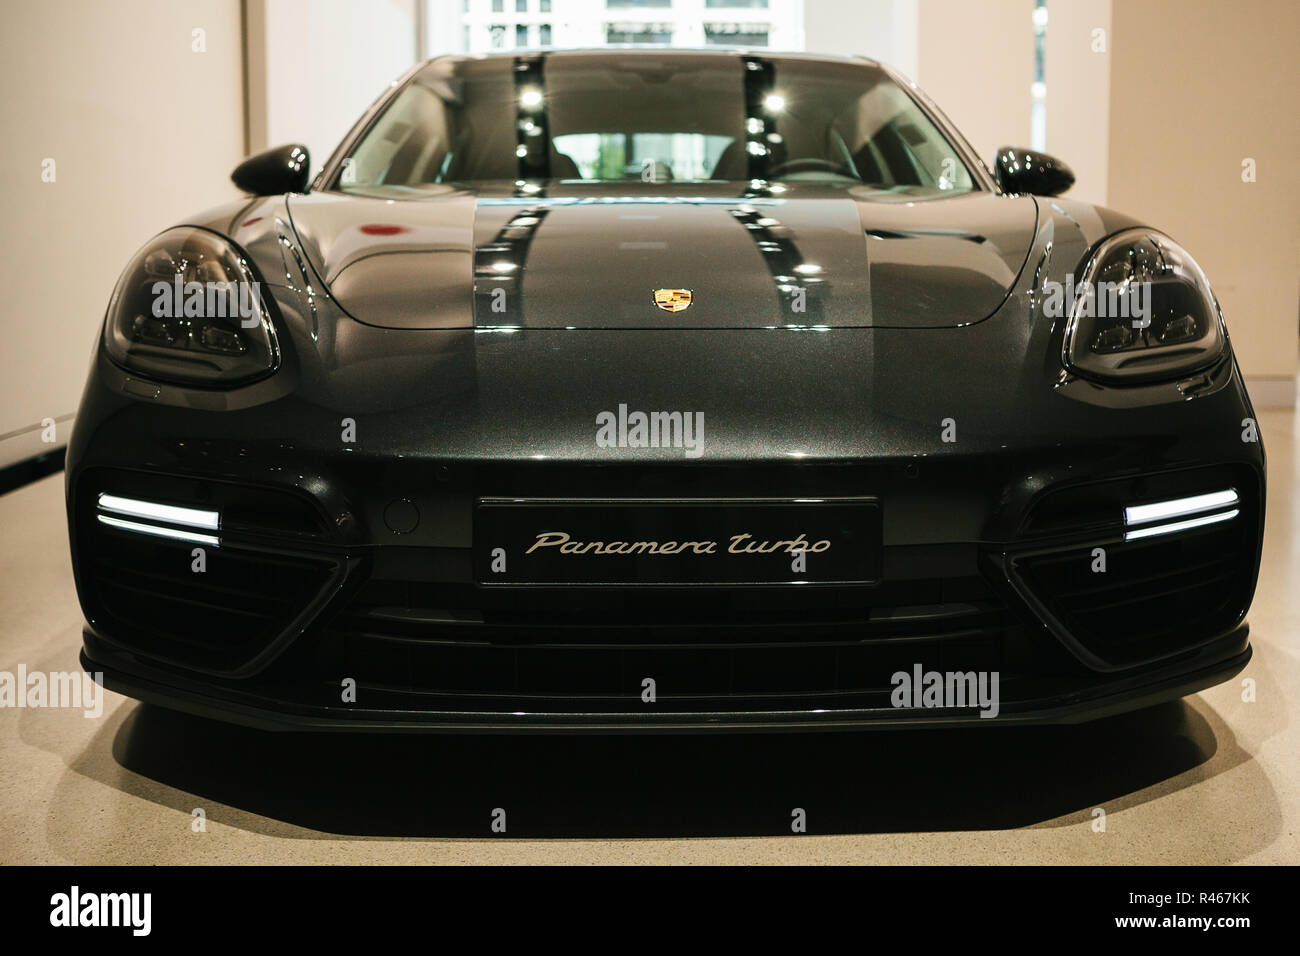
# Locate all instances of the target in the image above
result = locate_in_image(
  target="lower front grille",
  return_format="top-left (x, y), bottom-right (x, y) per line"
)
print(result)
top-left (82, 525), bottom-right (339, 674)
top-left (1010, 464), bottom-right (1262, 669)
top-left (1015, 521), bottom-right (1252, 668)
top-left (73, 468), bottom-right (346, 674)
top-left (305, 574), bottom-right (1072, 711)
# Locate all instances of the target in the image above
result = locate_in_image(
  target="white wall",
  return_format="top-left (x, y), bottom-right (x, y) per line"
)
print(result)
top-left (804, 0), bottom-right (917, 79)
top-left (247, 0), bottom-right (420, 172)
top-left (426, 0), bottom-right (465, 56)
top-left (1105, 0), bottom-right (1300, 400)
top-left (0, 0), bottom-right (245, 469)
top-left (1043, 0), bottom-right (1110, 205)
top-left (915, 0), bottom-right (1034, 168)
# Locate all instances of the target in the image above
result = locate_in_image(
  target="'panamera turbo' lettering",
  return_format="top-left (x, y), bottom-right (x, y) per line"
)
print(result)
top-left (525, 531), bottom-right (831, 556)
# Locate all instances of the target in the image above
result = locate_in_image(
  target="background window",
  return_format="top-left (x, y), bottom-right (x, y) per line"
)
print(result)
top-left (704, 23), bottom-right (769, 46)
top-left (1031, 0), bottom-right (1047, 150)
top-left (606, 23), bottom-right (672, 44)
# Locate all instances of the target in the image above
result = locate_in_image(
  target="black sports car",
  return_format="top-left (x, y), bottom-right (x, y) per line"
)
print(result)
top-left (69, 49), bottom-right (1264, 731)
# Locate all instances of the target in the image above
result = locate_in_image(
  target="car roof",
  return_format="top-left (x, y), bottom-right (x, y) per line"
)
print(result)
top-left (425, 47), bottom-right (881, 68)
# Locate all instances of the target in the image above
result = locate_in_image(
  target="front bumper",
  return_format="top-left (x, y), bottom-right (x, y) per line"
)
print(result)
top-left (71, 445), bottom-right (1264, 731)
top-left (83, 636), bottom-right (1251, 733)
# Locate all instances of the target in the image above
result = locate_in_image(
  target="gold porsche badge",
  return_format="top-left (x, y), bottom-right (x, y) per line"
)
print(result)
top-left (653, 289), bottom-right (693, 313)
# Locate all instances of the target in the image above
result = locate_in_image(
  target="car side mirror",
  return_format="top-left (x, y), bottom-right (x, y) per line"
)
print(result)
top-left (993, 146), bottom-right (1074, 197)
top-left (231, 144), bottom-right (311, 196)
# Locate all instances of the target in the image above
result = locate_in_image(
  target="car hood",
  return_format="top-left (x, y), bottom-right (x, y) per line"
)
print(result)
top-left (286, 182), bottom-right (1038, 330)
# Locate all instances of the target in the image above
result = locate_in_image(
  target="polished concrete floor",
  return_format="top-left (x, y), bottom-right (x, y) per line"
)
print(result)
top-left (2, 410), bottom-right (1297, 865)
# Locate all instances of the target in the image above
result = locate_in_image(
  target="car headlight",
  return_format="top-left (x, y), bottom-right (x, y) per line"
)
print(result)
top-left (103, 227), bottom-right (279, 386)
top-left (1063, 228), bottom-right (1225, 383)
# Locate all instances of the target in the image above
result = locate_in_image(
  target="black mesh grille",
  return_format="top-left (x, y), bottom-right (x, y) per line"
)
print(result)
top-left (1017, 521), bottom-right (1252, 667)
top-left (306, 574), bottom-right (1065, 711)
top-left (81, 517), bottom-right (338, 674)
top-left (1012, 465), bottom-right (1260, 668)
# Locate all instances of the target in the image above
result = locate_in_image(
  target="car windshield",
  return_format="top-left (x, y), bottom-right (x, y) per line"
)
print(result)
top-left (335, 52), bottom-right (977, 191)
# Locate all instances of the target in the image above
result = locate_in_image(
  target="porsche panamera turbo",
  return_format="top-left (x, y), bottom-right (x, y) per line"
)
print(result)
top-left (67, 48), bottom-right (1265, 731)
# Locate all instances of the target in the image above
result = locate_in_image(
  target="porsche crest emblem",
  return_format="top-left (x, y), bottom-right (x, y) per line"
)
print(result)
top-left (653, 289), bottom-right (693, 313)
